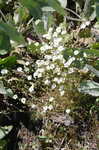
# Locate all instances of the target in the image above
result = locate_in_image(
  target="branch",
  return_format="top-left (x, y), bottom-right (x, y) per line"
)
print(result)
top-left (65, 16), bottom-right (84, 22)
top-left (0, 9), bottom-right (7, 22)
top-left (64, 7), bottom-right (81, 19)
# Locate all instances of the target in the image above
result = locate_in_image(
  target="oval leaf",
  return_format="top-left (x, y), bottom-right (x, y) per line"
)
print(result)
top-left (78, 80), bottom-right (99, 97)
top-left (0, 21), bottom-right (25, 45)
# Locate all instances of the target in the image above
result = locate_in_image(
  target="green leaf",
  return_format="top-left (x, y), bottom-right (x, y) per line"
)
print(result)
top-left (0, 81), bottom-right (13, 97)
top-left (20, 0), bottom-right (65, 19)
top-left (0, 140), bottom-right (7, 150)
top-left (83, 49), bottom-right (99, 56)
top-left (14, 6), bottom-right (29, 24)
top-left (78, 80), bottom-right (99, 97)
top-left (0, 81), bottom-right (7, 95)
top-left (78, 28), bottom-right (91, 38)
top-left (91, 42), bottom-right (99, 49)
top-left (27, 43), bottom-right (41, 54)
top-left (0, 56), bottom-right (16, 68)
top-left (96, 1), bottom-right (99, 21)
top-left (35, 21), bottom-right (45, 34)
top-left (46, 0), bottom-right (65, 16)
top-left (0, 126), bottom-right (13, 140)
top-left (0, 31), bottom-right (11, 55)
top-left (0, 21), bottom-right (25, 45)
top-left (6, 88), bottom-right (14, 97)
top-left (85, 64), bottom-right (99, 77)
top-left (20, 0), bottom-right (42, 18)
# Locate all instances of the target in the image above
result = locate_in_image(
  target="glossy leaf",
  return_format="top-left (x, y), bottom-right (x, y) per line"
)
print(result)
top-left (20, 0), bottom-right (65, 19)
top-left (0, 126), bottom-right (13, 140)
top-left (85, 64), bottom-right (99, 77)
top-left (78, 80), bottom-right (99, 97)
top-left (0, 21), bottom-right (25, 45)
top-left (46, 0), bottom-right (65, 16)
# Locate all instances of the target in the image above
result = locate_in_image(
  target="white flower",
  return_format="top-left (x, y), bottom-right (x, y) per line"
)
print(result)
top-left (74, 50), bottom-right (79, 55)
top-left (48, 27), bottom-right (53, 33)
top-left (53, 32), bottom-right (58, 37)
top-left (53, 37), bottom-right (62, 47)
top-left (29, 85), bottom-right (34, 93)
top-left (33, 68), bottom-right (44, 78)
top-left (17, 67), bottom-right (23, 72)
top-left (27, 75), bottom-right (32, 81)
top-left (44, 79), bottom-right (50, 85)
top-left (46, 65), bottom-right (51, 70)
top-left (33, 71), bottom-right (38, 78)
top-left (60, 90), bottom-right (65, 96)
top-left (13, 94), bottom-right (18, 99)
top-left (57, 46), bottom-right (64, 52)
top-left (49, 97), bottom-right (54, 102)
top-left (61, 30), bottom-right (66, 35)
top-left (21, 97), bottom-right (26, 104)
top-left (44, 55), bottom-right (52, 60)
top-left (68, 67), bottom-right (75, 74)
top-left (54, 67), bottom-right (60, 74)
top-left (43, 33), bottom-right (51, 40)
top-left (35, 19), bottom-right (41, 25)
top-left (83, 52), bottom-right (87, 58)
top-left (24, 67), bottom-right (29, 72)
top-left (43, 106), bottom-right (48, 112)
top-left (25, 61), bottom-right (30, 66)
top-left (57, 78), bottom-right (64, 84)
top-left (53, 77), bottom-right (58, 82)
top-left (57, 54), bottom-right (63, 60)
top-left (56, 26), bottom-right (61, 33)
top-left (79, 58), bottom-right (83, 61)
top-left (52, 55), bottom-right (58, 61)
top-left (48, 105), bottom-right (53, 110)
top-left (31, 104), bottom-right (36, 109)
top-left (49, 64), bottom-right (55, 70)
top-left (36, 60), bottom-right (45, 67)
top-left (80, 23), bottom-right (86, 29)
top-left (51, 83), bottom-right (56, 89)
top-left (1, 69), bottom-right (8, 75)
top-left (59, 85), bottom-right (64, 91)
top-left (66, 109), bottom-right (71, 114)
top-left (85, 21), bottom-right (90, 26)
top-left (40, 44), bottom-right (52, 52)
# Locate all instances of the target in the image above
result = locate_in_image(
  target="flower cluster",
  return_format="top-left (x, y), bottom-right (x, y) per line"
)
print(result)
top-left (33, 23), bottom-right (78, 96)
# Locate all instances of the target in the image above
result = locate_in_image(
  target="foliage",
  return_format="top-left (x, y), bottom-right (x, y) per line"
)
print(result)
top-left (78, 80), bottom-right (99, 97)
top-left (0, 0), bottom-right (98, 149)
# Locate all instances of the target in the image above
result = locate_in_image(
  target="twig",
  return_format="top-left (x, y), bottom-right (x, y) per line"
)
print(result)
top-left (58, 135), bottom-right (66, 150)
top-left (0, 9), bottom-right (7, 22)
top-left (32, 19), bottom-right (44, 43)
top-left (65, 16), bottom-right (84, 22)
top-left (27, 17), bottom-right (34, 27)
top-left (64, 7), bottom-right (81, 19)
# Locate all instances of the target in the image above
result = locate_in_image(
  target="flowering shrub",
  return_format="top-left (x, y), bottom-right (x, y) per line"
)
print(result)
top-left (33, 23), bottom-right (87, 96)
